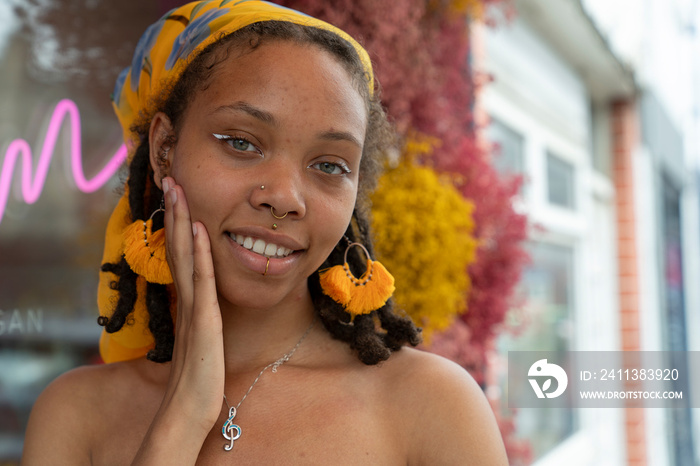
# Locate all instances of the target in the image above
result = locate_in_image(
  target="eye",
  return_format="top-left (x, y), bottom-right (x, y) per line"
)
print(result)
top-left (213, 133), bottom-right (262, 155)
top-left (311, 161), bottom-right (351, 175)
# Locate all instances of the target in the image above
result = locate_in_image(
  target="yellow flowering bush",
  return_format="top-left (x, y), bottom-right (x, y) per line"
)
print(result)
top-left (371, 134), bottom-right (478, 336)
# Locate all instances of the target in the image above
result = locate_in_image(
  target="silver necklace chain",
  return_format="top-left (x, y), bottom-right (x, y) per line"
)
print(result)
top-left (222, 318), bottom-right (316, 451)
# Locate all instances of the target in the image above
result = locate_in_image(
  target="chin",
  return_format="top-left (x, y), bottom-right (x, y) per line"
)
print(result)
top-left (216, 276), bottom-right (310, 311)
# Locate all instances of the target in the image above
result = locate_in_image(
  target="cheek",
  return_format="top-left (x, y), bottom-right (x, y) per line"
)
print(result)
top-left (170, 154), bottom-right (241, 222)
top-left (316, 186), bottom-right (357, 245)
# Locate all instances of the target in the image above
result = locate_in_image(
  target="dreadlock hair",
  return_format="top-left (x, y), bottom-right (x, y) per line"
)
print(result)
top-left (99, 20), bottom-right (421, 365)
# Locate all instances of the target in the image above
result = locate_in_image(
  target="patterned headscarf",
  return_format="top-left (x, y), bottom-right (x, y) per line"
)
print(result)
top-left (98, 0), bottom-right (374, 363)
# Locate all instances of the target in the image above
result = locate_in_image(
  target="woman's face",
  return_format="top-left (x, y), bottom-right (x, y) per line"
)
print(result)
top-left (153, 40), bottom-right (367, 310)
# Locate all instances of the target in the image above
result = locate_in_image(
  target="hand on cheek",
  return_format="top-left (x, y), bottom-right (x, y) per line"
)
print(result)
top-left (159, 176), bottom-right (225, 433)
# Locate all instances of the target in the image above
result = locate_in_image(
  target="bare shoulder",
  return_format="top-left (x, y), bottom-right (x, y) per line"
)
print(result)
top-left (381, 347), bottom-right (509, 465)
top-left (22, 358), bottom-right (160, 466)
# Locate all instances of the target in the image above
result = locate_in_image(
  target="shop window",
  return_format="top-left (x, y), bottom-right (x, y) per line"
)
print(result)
top-left (546, 152), bottom-right (576, 209)
top-left (488, 117), bottom-right (525, 176)
top-left (498, 241), bottom-right (577, 460)
top-left (661, 177), bottom-right (695, 463)
top-left (0, 1), bottom-right (163, 462)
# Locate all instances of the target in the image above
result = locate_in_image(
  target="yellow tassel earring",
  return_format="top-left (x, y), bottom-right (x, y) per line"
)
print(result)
top-left (319, 242), bottom-right (395, 318)
top-left (122, 201), bottom-right (173, 285)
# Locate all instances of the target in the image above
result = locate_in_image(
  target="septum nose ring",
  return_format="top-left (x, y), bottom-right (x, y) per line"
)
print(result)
top-left (271, 206), bottom-right (288, 220)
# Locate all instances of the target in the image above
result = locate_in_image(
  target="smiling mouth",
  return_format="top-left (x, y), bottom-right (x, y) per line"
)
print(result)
top-left (229, 233), bottom-right (295, 258)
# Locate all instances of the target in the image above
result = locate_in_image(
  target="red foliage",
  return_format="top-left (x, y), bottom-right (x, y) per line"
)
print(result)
top-left (439, 136), bottom-right (529, 372)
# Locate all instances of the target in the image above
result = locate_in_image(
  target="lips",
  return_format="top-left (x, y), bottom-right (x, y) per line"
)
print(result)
top-left (228, 233), bottom-right (295, 258)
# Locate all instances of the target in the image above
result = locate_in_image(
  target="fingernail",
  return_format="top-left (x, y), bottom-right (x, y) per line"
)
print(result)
top-left (168, 187), bottom-right (177, 205)
top-left (192, 223), bottom-right (198, 236)
top-left (162, 178), bottom-right (170, 194)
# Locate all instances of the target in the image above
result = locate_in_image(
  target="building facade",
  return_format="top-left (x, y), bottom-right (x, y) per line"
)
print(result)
top-left (479, 0), bottom-right (700, 464)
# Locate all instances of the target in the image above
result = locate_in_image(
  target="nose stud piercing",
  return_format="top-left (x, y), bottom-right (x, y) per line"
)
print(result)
top-left (271, 206), bottom-right (288, 220)
top-left (261, 185), bottom-right (265, 190)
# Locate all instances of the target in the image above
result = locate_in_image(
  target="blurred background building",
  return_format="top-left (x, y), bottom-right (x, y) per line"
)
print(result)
top-left (1, 0), bottom-right (699, 465)
top-left (0, 1), bottom-right (162, 460)
top-left (481, 0), bottom-right (700, 464)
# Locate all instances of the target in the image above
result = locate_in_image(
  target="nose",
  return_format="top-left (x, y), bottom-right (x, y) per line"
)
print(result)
top-left (252, 160), bottom-right (306, 220)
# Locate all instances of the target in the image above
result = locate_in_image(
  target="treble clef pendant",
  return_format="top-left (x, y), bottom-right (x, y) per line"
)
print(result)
top-left (222, 406), bottom-right (242, 451)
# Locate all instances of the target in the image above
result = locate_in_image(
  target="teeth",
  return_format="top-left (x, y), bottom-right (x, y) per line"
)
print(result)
top-left (252, 239), bottom-right (266, 254)
top-left (231, 234), bottom-right (294, 258)
top-left (264, 243), bottom-right (277, 256)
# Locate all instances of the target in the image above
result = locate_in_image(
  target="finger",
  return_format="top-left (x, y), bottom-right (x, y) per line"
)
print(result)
top-left (190, 222), bottom-right (223, 335)
top-left (162, 177), bottom-right (174, 262)
top-left (162, 179), bottom-right (185, 359)
top-left (163, 178), bottom-right (195, 329)
top-left (162, 178), bottom-right (197, 382)
top-left (189, 222), bottom-right (225, 401)
top-left (173, 223), bottom-right (224, 400)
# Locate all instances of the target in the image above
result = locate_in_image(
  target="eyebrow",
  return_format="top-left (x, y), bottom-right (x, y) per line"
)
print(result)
top-left (212, 101), bottom-right (277, 126)
top-left (317, 130), bottom-right (363, 149)
top-left (212, 101), bottom-right (363, 148)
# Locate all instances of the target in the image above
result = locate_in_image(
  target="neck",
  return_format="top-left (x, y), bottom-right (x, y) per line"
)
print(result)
top-left (218, 288), bottom-right (318, 375)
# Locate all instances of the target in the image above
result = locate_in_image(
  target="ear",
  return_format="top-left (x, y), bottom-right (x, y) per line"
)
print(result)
top-left (148, 112), bottom-right (176, 190)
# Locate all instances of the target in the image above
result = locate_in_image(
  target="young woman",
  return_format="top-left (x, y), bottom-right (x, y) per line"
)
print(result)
top-left (22, 1), bottom-right (508, 464)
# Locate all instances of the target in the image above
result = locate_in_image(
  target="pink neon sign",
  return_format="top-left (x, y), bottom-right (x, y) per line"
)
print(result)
top-left (0, 99), bottom-right (127, 225)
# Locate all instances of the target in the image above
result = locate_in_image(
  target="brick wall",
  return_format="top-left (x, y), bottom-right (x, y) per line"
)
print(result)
top-left (611, 99), bottom-right (647, 466)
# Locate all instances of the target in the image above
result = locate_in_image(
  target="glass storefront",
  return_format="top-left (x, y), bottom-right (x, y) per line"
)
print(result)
top-left (0, 2), bottom-right (176, 461)
top-left (498, 241), bottom-right (577, 460)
